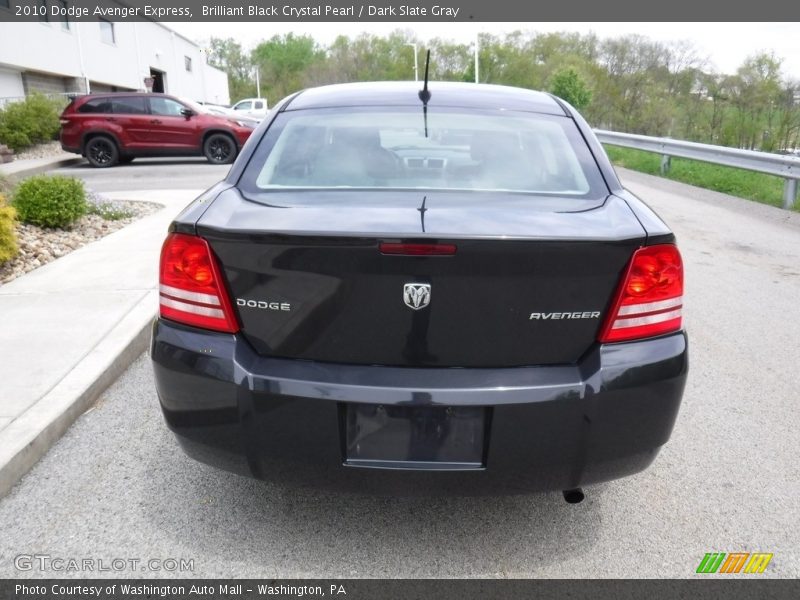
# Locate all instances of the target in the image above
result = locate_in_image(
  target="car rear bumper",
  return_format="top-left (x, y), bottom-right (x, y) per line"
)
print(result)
top-left (60, 142), bottom-right (80, 155)
top-left (151, 319), bottom-right (688, 494)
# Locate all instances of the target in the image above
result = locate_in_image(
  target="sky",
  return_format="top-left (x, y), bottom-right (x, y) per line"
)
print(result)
top-left (171, 22), bottom-right (800, 80)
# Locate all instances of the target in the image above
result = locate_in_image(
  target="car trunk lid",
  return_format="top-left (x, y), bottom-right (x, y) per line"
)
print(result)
top-left (198, 189), bottom-right (646, 367)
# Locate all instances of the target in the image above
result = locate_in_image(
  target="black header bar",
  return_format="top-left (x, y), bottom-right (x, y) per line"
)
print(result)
top-left (1, 0), bottom-right (799, 22)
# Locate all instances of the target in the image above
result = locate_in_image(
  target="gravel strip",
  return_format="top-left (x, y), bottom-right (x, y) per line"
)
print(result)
top-left (11, 141), bottom-right (65, 162)
top-left (0, 196), bottom-right (161, 285)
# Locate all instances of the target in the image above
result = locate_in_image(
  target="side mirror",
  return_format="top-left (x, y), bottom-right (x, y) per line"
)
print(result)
top-left (180, 108), bottom-right (195, 119)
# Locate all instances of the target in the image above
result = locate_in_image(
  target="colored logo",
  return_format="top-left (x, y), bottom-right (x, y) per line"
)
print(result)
top-left (696, 552), bottom-right (773, 574)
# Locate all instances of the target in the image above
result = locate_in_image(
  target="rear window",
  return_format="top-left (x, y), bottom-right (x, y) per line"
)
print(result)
top-left (77, 96), bottom-right (147, 115)
top-left (78, 98), bottom-right (112, 114)
top-left (112, 97), bottom-right (147, 114)
top-left (242, 107), bottom-right (606, 197)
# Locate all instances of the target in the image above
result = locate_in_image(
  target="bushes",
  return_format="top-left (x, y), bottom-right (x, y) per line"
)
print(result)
top-left (549, 68), bottom-right (592, 110)
top-left (12, 175), bottom-right (87, 228)
top-left (0, 94), bottom-right (64, 152)
top-left (0, 196), bottom-right (18, 265)
top-left (0, 173), bottom-right (14, 199)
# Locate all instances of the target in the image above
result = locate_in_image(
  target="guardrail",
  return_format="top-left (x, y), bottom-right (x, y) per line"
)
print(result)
top-left (595, 130), bottom-right (800, 210)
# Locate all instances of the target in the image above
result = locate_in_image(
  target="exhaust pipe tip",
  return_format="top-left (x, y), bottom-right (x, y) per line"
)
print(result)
top-left (562, 488), bottom-right (585, 504)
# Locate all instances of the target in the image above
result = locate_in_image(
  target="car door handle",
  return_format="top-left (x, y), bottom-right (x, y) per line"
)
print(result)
top-left (105, 117), bottom-right (117, 122)
top-left (150, 119), bottom-right (162, 125)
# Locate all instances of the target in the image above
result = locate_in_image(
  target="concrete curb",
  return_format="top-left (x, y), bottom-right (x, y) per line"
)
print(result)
top-left (0, 291), bottom-right (155, 499)
top-left (0, 155), bottom-right (83, 180)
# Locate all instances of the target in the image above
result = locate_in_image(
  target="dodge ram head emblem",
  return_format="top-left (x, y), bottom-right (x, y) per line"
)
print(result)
top-left (403, 283), bottom-right (431, 310)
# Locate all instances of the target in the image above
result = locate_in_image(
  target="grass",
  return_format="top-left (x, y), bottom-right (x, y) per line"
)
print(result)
top-left (603, 145), bottom-right (792, 210)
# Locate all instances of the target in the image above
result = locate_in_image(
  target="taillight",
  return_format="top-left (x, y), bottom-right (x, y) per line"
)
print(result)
top-left (158, 233), bottom-right (239, 333)
top-left (379, 242), bottom-right (457, 256)
top-left (599, 244), bottom-right (683, 343)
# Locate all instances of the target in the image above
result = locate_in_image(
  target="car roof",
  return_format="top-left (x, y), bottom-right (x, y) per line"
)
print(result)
top-left (76, 92), bottom-right (179, 100)
top-left (285, 81), bottom-right (567, 116)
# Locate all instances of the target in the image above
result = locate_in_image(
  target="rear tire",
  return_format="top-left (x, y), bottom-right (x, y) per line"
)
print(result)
top-left (84, 136), bottom-right (119, 168)
top-left (203, 133), bottom-right (237, 165)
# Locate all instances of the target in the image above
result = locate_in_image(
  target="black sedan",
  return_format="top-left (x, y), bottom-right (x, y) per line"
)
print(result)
top-left (151, 81), bottom-right (687, 501)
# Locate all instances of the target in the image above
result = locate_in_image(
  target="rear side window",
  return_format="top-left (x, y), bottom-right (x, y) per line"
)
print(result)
top-left (78, 98), bottom-right (112, 114)
top-left (112, 97), bottom-right (147, 115)
top-left (244, 107), bottom-right (606, 197)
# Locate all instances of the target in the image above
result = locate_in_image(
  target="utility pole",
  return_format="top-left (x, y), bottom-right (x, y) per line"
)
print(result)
top-left (255, 67), bottom-right (261, 99)
top-left (405, 43), bottom-right (419, 81)
top-left (474, 34), bottom-right (480, 84)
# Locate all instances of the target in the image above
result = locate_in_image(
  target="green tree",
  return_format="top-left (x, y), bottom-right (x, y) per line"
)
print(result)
top-left (428, 38), bottom-right (471, 81)
top-left (251, 34), bottom-right (325, 102)
top-left (549, 67), bottom-right (592, 109)
top-left (726, 53), bottom-right (783, 150)
top-left (205, 37), bottom-right (254, 103)
top-left (318, 31), bottom-right (420, 84)
top-left (471, 32), bottom-right (540, 88)
top-left (202, 29), bottom-right (798, 154)
top-left (774, 80), bottom-right (800, 151)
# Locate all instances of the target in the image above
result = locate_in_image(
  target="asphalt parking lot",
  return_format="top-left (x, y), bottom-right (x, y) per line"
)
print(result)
top-left (55, 157), bottom-right (229, 192)
top-left (0, 168), bottom-right (798, 578)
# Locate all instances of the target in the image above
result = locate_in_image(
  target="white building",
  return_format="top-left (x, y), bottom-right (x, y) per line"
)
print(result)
top-left (0, 7), bottom-right (229, 106)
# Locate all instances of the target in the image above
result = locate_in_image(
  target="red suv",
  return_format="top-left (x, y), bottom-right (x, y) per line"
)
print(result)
top-left (60, 93), bottom-right (257, 168)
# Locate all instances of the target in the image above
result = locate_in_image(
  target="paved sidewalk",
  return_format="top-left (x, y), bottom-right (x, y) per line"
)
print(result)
top-left (0, 188), bottom-right (201, 497)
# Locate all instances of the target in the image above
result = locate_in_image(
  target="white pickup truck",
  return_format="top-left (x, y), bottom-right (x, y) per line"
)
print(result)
top-left (230, 98), bottom-right (268, 120)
